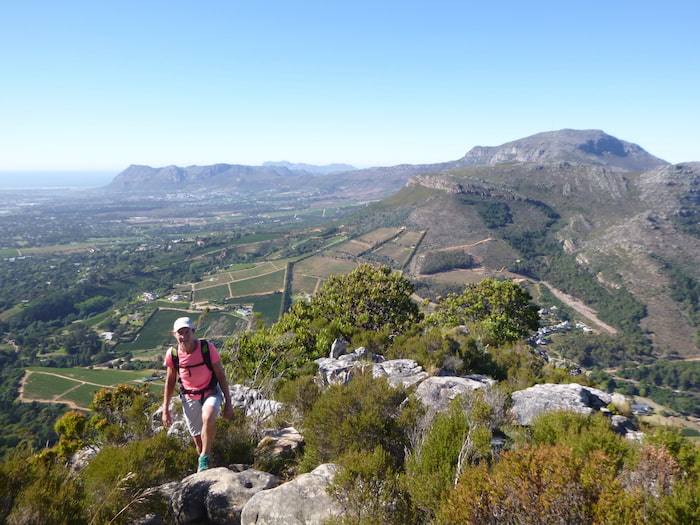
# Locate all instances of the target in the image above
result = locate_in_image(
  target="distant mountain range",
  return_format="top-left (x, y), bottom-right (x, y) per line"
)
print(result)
top-left (105, 129), bottom-right (669, 199)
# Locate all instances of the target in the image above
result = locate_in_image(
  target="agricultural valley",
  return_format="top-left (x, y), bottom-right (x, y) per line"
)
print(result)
top-left (1, 129), bottom-right (699, 455)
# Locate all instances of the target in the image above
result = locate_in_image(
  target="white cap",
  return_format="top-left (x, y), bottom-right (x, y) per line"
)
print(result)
top-left (173, 317), bottom-right (195, 332)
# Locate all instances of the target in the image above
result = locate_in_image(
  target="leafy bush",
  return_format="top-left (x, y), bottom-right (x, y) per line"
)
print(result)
top-left (327, 447), bottom-right (418, 525)
top-left (1, 444), bottom-right (86, 525)
top-left (80, 432), bottom-right (195, 524)
top-left (526, 410), bottom-right (632, 468)
top-left (424, 278), bottom-right (540, 346)
top-left (300, 374), bottom-right (419, 471)
top-left (442, 444), bottom-right (623, 524)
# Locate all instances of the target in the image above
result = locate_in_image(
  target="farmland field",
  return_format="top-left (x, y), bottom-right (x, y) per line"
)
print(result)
top-left (117, 309), bottom-right (244, 355)
top-left (21, 366), bottom-right (164, 409)
top-left (194, 283), bottom-right (231, 302)
top-left (356, 227), bottom-right (403, 244)
top-left (290, 273), bottom-right (321, 296)
top-left (230, 268), bottom-right (285, 296)
top-left (373, 243), bottom-right (414, 266)
top-left (229, 260), bottom-right (287, 279)
top-left (228, 293), bottom-right (283, 326)
top-left (326, 239), bottom-right (372, 256)
top-left (293, 256), bottom-right (358, 279)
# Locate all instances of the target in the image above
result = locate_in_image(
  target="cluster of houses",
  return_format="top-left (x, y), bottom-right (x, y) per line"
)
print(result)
top-left (532, 307), bottom-right (594, 346)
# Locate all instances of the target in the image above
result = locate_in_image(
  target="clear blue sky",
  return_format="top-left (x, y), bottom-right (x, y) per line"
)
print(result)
top-left (2, 0), bottom-right (698, 178)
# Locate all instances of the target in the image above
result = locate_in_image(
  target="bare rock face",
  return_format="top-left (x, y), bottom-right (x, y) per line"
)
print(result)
top-left (372, 358), bottom-right (429, 389)
top-left (240, 463), bottom-right (343, 525)
top-left (510, 383), bottom-right (613, 425)
top-left (414, 375), bottom-right (496, 413)
top-left (165, 467), bottom-right (278, 525)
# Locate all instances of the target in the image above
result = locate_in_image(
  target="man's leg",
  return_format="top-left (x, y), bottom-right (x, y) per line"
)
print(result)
top-left (197, 391), bottom-right (223, 471)
top-left (200, 404), bottom-right (218, 457)
top-left (193, 434), bottom-right (203, 455)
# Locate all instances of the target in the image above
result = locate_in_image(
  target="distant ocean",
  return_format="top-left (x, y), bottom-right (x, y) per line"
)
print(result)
top-left (0, 171), bottom-right (117, 189)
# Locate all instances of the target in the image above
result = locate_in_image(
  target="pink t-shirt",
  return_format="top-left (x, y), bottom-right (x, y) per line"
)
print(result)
top-left (164, 340), bottom-right (221, 398)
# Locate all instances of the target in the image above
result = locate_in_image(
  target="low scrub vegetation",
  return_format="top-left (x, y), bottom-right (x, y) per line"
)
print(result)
top-left (1, 265), bottom-right (699, 523)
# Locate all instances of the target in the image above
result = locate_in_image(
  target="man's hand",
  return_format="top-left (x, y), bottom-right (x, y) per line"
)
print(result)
top-left (162, 406), bottom-right (172, 428)
top-left (223, 402), bottom-right (234, 420)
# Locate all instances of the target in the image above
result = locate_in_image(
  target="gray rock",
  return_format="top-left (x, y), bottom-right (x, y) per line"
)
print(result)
top-left (241, 463), bottom-right (343, 525)
top-left (167, 467), bottom-right (278, 525)
top-left (414, 375), bottom-right (496, 412)
top-left (610, 414), bottom-right (638, 436)
top-left (315, 357), bottom-right (358, 386)
top-left (255, 427), bottom-right (304, 473)
top-left (330, 338), bottom-right (348, 358)
top-left (510, 383), bottom-right (613, 425)
top-left (372, 358), bottom-right (429, 389)
top-left (229, 385), bottom-right (282, 421)
top-left (315, 347), bottom-right (386, 386)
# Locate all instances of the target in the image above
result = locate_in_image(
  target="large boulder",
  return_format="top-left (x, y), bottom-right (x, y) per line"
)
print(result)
top-left (240, 463), bottom-right (343, 525)
top-left (166, 467), bottom-right (277, 525)
top-left (414, 375), bottom-right (496, 412)
top-left (510, 383), bottom-right (614, 425)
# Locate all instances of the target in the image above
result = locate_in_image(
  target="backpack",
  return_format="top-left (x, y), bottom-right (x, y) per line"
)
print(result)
top-left (171, 339), bottom-right (219, 398)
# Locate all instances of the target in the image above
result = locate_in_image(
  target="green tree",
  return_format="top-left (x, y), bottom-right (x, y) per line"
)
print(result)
top-left (425, 278), bottom-right (539, 346)
top-left (293, 263), bottom-right (422, 338)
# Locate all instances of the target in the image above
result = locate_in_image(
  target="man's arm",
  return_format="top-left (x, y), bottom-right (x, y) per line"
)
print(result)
top-left (162, 365), bottom-right (177, 427)
top-left (213, 359), bottom-right (234, 419)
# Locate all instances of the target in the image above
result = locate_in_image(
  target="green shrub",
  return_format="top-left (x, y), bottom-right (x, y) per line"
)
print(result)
top-left (405, 400), bottom-right (470, 517)
top-left (300, 374), bottom-right (418, 471)
top-left (527, 410), bottom-right (632, 468)
top-left (211, 410), bottom-right (257, 467)
top-left (405, 389), bottom-right (508, 519)
top-left (441, 444), bottom-right (622, 525)
top-left (273, 374), bottom-right (322, 428)
top-left (327, 447), bottom-right (418, 525)
top-left (1, 446), bottom-right (86, 525)
top-left (80, 432), bottom-right (195, 524)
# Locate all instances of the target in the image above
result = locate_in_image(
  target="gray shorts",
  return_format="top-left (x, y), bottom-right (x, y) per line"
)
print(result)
top-left (180, 387), bottom-right (223, 437)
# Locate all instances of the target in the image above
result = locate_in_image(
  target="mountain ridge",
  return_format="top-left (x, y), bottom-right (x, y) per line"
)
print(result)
top-left (105, 129), bottom-right (671, 197)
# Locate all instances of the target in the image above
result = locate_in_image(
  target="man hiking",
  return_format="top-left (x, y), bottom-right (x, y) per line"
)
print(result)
top-left (162, 317), bottom-right (234, 472)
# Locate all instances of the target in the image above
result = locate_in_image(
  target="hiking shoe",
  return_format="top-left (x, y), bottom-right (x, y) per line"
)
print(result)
top-left (198, 454), bottom-right (210, 472)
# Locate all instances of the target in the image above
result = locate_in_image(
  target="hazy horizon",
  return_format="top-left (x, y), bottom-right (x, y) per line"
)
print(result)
top-left (0, 170), bottom-right (117, 189)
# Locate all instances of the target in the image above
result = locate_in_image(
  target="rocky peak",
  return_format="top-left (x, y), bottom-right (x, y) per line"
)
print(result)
top-left (457, 129), bottom-right (669, 172)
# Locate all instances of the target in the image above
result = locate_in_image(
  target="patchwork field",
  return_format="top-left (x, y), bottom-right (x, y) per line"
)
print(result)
top-left (20, 367), bottom-right (163, 410)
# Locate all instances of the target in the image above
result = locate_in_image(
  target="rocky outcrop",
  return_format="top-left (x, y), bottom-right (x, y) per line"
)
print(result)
top-left (372, 358), bottom-right (429, 389)
top-left (315, 347), bottom-right (428, 388)
top-left (455, 129), bottom-right (668, 172)
top-left (510, 383), bottom-right (611, 425)
top-left (509, 382), bottom-right (637, 439)
top-left (240, 463), bottom-right (343, 525)
top-left (229, 384), bottom-right (282, 421)
top-left (163, 466), bottom-right (278, 525)
top-left (414, 375), bottom-right (496, 413)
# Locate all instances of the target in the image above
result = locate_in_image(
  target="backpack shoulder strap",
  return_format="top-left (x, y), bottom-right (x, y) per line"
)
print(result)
top-left (200, 340), bottom-right (212, 371)
top-left (171, 346), bottom-right (179, 370)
